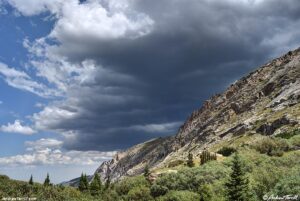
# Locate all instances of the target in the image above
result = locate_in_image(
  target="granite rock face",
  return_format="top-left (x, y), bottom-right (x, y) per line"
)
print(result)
top-left (95, 48), bottom-right (300, 181)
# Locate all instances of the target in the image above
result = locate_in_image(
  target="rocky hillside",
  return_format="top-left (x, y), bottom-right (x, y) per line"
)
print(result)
top-left (95, 48), bottom-right (300, 181)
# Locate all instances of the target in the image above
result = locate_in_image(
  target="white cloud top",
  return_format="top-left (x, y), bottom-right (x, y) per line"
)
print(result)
top-left (25, 138), bottom-right (63, 151)
top-left (0, 149), bottom-right (116, 166)
top-left (0, 120), bottom-right (36, 135)
top-left (0, 138), bottom-right (116, 166)
top-left (8, 0), bottom-right (153, 39)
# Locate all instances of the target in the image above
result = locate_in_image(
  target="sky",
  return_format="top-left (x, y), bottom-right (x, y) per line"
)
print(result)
top-left (0, 0), bottom-right (300, 183)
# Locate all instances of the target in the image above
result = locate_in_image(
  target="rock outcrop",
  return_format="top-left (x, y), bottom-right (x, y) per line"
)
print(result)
top-left (256, 116), bottom-right (298, 135)
top-left (95, 48), bottom-right (300, 181)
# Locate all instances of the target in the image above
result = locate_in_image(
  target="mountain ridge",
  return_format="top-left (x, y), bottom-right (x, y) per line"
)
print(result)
top-left (95, 47), bottom-right (300, 182)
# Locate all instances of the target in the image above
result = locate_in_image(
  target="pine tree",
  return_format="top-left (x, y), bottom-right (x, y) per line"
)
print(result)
top-left (187, 152), bottom-right (194, 167)
top-left (90, 173), bottom-right (102, 196)
top-left (43, 173), bottom-right (50, 186)
top-left (225, 153), bottom-right (250, 201)
top-left (79, 173), bottom-right (89, 192)
top-left (200, 150), bottom-right (217, 165)
top-left (29, 175), bottom-right (33, 185)
top-left (78, 173), bottom-right (85, 192)
top-left (83, 174), bottom-right (89, 190)
top-left (143, 164), bottom-right (150, 177)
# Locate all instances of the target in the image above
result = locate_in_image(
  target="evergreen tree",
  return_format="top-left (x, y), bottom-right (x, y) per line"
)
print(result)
top-left (78, 173), bottom-right (85, 192)
top-left (79, 173), bottom-right (89, 192)
top-left (200, 150), bottom-right (217, 165)
top-left (225, 153), bottom-right (250, 201)
top-left (143, 164), bottom-right (150, 178)
top-left (187, 152), bottom-right (194, 167)
top-left (83, 174), bottom-right (89, 190)
top-left (90, 173), bottom-right (102, 196)
top-left (29, 175), bottom-right (33, 185)
top-left (43, 173), bottom-right (50, 186)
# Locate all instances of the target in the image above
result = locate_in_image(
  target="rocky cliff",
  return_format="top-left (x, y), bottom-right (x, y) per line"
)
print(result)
top-left (95, 48), bottom-right (300, 181)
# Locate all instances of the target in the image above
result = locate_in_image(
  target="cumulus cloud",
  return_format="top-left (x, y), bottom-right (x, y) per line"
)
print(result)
top-left (8, 0), bottom-right (153, 39)
top-left (0, 149), bottom-right (116, 166)
top-left (25, 138), bottom-right (63, 151)
top-left (6, 0), bottom-right (63, 16)
top-left (0, 120), bottom-right (36, 135)
top-left (2, 0), bottom-right (300, 151)
top-left (0, 138), bottom-right (116, 166)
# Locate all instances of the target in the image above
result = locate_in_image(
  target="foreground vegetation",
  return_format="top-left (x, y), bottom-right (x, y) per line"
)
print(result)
top-left (0, 130), bottom-right (299, 201)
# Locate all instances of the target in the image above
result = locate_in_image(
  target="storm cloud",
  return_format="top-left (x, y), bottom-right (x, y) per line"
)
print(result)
top-left (4, 0), bottom-right (300, 151)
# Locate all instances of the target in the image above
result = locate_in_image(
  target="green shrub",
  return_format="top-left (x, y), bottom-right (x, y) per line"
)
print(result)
top-left (150, 184), bottom-right (168, 197)
top-left (242, 149), bottom-right (300, 199)
top-left (157, 190), bottom-right (199, 201)
top-left (272, 167), bottom-right (300, 195)
top-left (288, 134), bottom-right (300, 148)
top-left (156, 161), bottom-right (229, 192)
top-left (198, 184), bottom-right (213, 201)
top-left (126, 185), bottom-right (153, 201)
top-left (253, 137), bottom-right (290, 156)
top-left (217, 147), bottom-right (236, 156)
top-left (101, 189), bottom-right (120, 201)
top-left (276, 129), bottom-right (300, 139)
top-left (115, 176), bottom-right (149, 196)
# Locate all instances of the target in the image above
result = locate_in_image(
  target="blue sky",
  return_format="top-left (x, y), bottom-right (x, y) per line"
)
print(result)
top-left (0, 0), bottom-right (300, 183)
top-left (0, 7), bottom-right (48, 155)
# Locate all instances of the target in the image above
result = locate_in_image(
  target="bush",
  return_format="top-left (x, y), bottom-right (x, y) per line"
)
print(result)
top-left (115, 176), bottom-right (149, 196)
top-left (198, 184), bottom-right (213, 201)
top-left (150, 184), bottom-right (168, 197)
top-left (276, 129), bottom-right (300, 139)
top-left (157, 190), bottom-right (199, 201)
top-left (156, 161), bottom-right (229, 192)
top-left (253, 137), bottom-right (290, 156)
top-left (127, 185), bottom-right (153, 201)
top-left (288, 134), bottom-right (300, 148)
top-left (242, 149), bottom-right (300, 199)
top-left (217, 147), bottom-right (236, 156)
top-left (101, 189), bottom-right (120, 201)
top-left (272, 167), bottom-right (300, 195)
